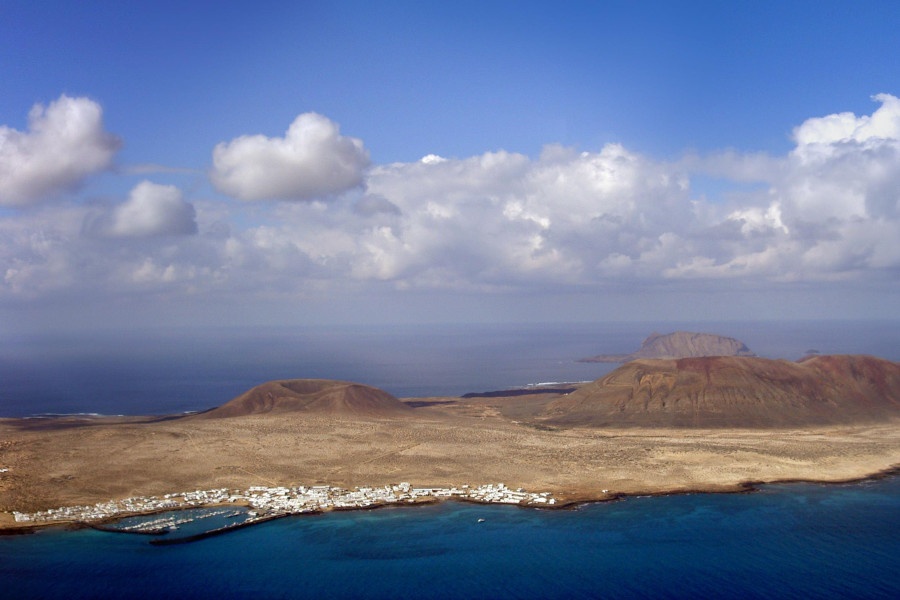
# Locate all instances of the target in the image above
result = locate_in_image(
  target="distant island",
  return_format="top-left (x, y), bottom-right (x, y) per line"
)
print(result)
top-left (578, 331), bottom-right (756, 363)
top-left (2, 352), bottom-right (899, 533)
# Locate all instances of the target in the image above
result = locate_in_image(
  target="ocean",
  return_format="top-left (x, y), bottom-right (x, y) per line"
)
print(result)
top-left (1, 319), bottom-right (898, 417)
top-left (2, 478), bottom-right (899, 599)
top-left (1, 319), bottom-right (899, 597)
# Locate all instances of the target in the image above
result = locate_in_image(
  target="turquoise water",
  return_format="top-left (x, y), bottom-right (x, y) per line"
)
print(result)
top-left (3, 477), bottom-right (899, 599)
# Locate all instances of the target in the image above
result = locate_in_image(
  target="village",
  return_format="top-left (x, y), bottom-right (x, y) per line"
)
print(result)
top-left (11, 482), bottom-right (557, 525)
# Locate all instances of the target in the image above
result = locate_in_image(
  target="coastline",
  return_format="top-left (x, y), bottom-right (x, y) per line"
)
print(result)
top-left (4, 465), bottom-right (899, 537)
top-left (3, 388), bottom-right (899, 536)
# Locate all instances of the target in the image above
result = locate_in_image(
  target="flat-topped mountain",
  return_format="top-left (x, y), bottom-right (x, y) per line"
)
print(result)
top-left (195, 379), bottom-right (412, 419)
top-left (543, 355), bottom-right (900, 428)
top-left (579, 331), bottom-right (756, 363)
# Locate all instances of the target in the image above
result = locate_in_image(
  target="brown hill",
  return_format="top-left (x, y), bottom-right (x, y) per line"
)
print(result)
top-left (579, 331), bottom-right (756, 363)
top-left (195, 379), bottom-right (412, 419)
top-left (542, 355), bottom-right (900, 428)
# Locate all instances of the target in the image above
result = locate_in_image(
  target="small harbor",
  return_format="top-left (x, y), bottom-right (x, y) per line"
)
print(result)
top-left (11, 482), bottom-right (559, 544)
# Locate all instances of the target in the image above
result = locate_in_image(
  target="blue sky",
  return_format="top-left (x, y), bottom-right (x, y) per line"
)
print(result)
top-left (7, 1), bottom-right (900, 162)
top-left (1, 1), bottom-right (899, 332)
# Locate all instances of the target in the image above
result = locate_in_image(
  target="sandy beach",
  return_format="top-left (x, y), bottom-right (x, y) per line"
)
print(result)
top-left (2, 393), bottom-right (899, 530)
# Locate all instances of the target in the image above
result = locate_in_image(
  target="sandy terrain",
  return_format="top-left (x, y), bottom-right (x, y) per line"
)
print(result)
top-left (2, 394), bottom-right (899, 529)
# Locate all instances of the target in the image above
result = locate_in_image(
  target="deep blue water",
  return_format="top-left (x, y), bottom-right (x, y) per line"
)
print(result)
top-left (2, 477), bottom-right (899, 599)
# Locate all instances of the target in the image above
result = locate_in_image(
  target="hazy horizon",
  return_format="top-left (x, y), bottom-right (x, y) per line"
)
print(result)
top-left (2, 319), bottom-right (897, 417)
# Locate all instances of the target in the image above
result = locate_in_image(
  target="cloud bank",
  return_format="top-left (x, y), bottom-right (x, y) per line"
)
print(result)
top-left (0, 95), bottom-right (120, 206)
top-left (1, 94), bottom-right (898, 318)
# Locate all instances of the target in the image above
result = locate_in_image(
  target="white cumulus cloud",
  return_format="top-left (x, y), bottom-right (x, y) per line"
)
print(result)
top-left (770, 95), bottom-right (900, 266)
top-left (353, 143), bottom-right (694, 286)
top-left (0, 95), bottom-right (120, 207)
top-left (2, 97), bottom-right (899, 316)
top-left (84, 181), bottom-right (198, 238)
top-left (209, 112), bottom-right (370, 201)
top-left (727, 202), bottom-right (789, 236)
top-left (793, 93), bottom-right (900, 151)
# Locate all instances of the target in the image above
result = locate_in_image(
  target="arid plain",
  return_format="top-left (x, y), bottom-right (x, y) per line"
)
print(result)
top-left (2, 371), bottom-right (899, 530)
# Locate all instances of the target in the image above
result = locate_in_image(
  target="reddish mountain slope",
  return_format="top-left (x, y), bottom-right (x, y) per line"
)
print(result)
top-left (196, 379), bottom-right (412, 419)
top-left (542, 355), bottom-right (900, 428)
